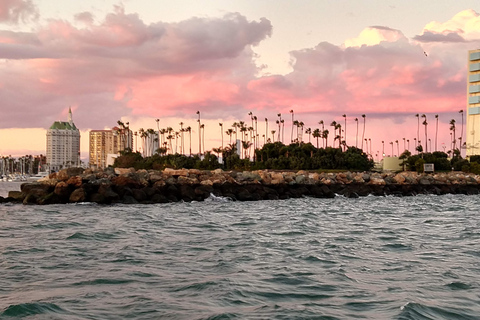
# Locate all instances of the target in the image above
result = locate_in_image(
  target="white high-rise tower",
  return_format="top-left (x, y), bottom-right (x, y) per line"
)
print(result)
top-left (46, 107), bottom-right (81, 171)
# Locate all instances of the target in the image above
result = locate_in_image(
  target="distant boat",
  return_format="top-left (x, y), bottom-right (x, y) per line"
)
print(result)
top-left (29, 172), bottom-right (49, 181)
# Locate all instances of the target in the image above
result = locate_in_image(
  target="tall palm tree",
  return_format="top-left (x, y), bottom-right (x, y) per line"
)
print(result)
top-left (459, 110), bottom-right (464, 150)
top-left (415, 114), bottom-right (420, 146)
top-left (306, 128), bottom-right (312, 143)
top-left (226, 128), bottom-right (233, 145)
top-left (313, 128), bottom-right (321, 148)
top-left (319, 120), bottom-right (325, 147)
top-left (322, 129), bottom-right (329, 147)
top-left (390, 141), bottom-right (394, 157)
top-left (155, 119), bottom-right (160, 149)
top-left (435, 114), bottom-right (439, 152)
top-left (403, 138), bottom-right (406, 151)
top-left (354, 117), bottom-right (359, 148)
top-left (271, 130), bottom-right (276, 142)
top-left (201, 124), bottom-right (205, 154)
top-left (179, 122), bottom-right (184, 155)
top-left (382, 141), bottom-right (385, 156)
top-left (361, 114), bottom-right (366, 150)
top-left (330, 121), bottom-right (337, 143)
top-left (219, 123), bottom-right (223, 150)
top-left (276, 120), bottom-right (281, 142)
top-left (281, 119), bottom-right (285, 143)
top-left (196, 111), bottom-right (201, 155)
top-left (293, 120), bottom-right (299, 142)
top-left (290, 109), bottom-right (294, 143)
top-left (422, 114), bottom-right (428, 152)
top-left (342, 114), bottom-right (347, 146)
top-left (395, 140), bottom-right (399, 156)
top-left (186, 126), bottom-right (192, 156)
top-left (450, 119), bottom-right (456, 150)
top-left (264, 118), bottom-right (268, 144)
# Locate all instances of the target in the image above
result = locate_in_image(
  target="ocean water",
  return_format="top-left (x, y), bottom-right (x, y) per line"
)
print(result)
top-left (1, 193), bottom-right (479, 319)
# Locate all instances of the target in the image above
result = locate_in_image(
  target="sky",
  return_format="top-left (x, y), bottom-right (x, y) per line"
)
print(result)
top-left (1, 0), bottom-right (480, 161)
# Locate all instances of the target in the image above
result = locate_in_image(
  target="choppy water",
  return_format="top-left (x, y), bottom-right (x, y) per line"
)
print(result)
top-left (1, 194), bottom-right (480, 319)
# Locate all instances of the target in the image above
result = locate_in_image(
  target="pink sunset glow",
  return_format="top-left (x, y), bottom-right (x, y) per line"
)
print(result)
top-left (0, 1), bottom-right (479, 160)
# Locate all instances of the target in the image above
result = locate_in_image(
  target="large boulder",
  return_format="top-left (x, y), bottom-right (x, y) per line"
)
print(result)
top-left (69, 188), bottom-right (86, 202)
top-left (56, 167), bottom-right (85, 181)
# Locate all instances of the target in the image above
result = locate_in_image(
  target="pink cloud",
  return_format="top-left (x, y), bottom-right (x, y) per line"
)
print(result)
top-left (0, 0), bottom-right (37, 24)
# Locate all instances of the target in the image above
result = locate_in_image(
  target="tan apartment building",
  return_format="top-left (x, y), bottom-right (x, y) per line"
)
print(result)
top-left (466, 49), bottom-right (480, 157)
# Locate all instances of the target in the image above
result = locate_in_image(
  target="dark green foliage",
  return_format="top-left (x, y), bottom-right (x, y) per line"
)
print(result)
top-left (113, 142), bottom-right (375, 171)
top-left (470, 155), bottom-right (480, 164)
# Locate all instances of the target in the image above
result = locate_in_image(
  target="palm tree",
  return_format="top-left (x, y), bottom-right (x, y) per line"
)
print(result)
top-left (219, 123), bottom-right (223, 150)
top-left (201, 124), bottom-right (205, 154)
top-left (281, 119), bottom-right (285, 143)
top-left (459, 110), bottom-right (464, 150)
top-left (382, 140), bottom-right (385, 156)
top-left (354, 117), bottom-right (359, 148)
top-left (319, 120), bottom-right (325, 147)
top-left (293, 120), bottom-right (299, 142)
top-left (290, 109), bottom-right (294, 143)
top-left (342, 114), bottom-right (347, 146)
top-left (450, 119), bottom-right (456, 151)
top-left (390, 141), bottom-right (394, 157)
top-left (422, 114), bottom-right (428, 152)
top-left (186, 126), bottom-right (192, 156)
top-left (330, 121), bottom-right (337, 145)
top-left (196, 111), bottom-right (201, 154)
top-left (407, 139), bottom-right (410, 151)
top-left (264, 118), bottom-right (268, 144)
top-left (361, 114), bottom-right (366, 150)
top-left (226, 128), bottom-right (233, 145)
top-left (155, 118), bottom-right (160, 148)
top-left (271, 130), bottom-right (276, 142)
top-left (276, 120), bottom-right (280, 142)
top-left (306, 128), bottom-right (312, 143)
top-left (403, 138), bottom-right (406, 151)
top-left (313, 129), bottom-right (321, 148)
top-left (395, 140), bottom-right (399, 156)
top-left (179, 122), bottom-right (184, 155)
top-left (322, 129), bottom-right (329, 147)
top-left (435, 114), bottom-right (439, 152)
top-left (415, 114), bottom-right (420, 146)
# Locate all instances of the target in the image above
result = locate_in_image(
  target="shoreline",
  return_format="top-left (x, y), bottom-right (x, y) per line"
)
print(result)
top-left (2, 167), bottom-right (480, 205)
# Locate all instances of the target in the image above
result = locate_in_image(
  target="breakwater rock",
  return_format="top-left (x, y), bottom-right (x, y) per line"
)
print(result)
top-left (2, 167), bottom-right (480, 205)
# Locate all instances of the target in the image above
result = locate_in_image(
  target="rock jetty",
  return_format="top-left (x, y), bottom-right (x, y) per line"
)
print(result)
top-left (2, 167), bottom-right (480, 205)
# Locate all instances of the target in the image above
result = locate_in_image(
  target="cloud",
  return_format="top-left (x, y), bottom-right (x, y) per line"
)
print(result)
top-left (344, 26), bottom-right (406, 48)
top-left (0, 0), bottom-right (37, 24)
top-left (420, 9), bottom-right (480, 41)
top-left (413, 31), bottom-right (466, 43)
top-left (0, 7), bottom-right (272, 129)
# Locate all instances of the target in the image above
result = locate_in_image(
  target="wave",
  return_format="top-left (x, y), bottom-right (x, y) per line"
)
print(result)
top-left (1, 302), bottom-right (66, 317)
top-left (398, 301), bottom-right (478, 320)
top-left (204, 193), bottom-right (232, 202)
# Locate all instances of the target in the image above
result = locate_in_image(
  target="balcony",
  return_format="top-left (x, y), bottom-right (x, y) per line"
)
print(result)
top-left (469, 96), bottom-right (480, 104)
top-left (470, 63), bottom-right (480, 72)
top-left (470, 85), bottom-right (480, 93)
top-left (469, 107), bottom-right (480, 115)
top-left (469, 74), bottom-right (480, 83)
top-left (470, 51), bottom-right (480, 61)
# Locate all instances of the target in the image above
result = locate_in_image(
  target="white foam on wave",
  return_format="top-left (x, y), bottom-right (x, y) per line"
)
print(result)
top-left (204, 193), bottom-right (232, 203)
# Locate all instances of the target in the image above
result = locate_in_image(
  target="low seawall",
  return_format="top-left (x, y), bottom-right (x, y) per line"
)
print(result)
top-left (2, 167), bottom-right (480, 205)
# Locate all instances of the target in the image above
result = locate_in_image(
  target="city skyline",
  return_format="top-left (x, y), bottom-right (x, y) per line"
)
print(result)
top-left (1, 1), bottom-right (480, 159)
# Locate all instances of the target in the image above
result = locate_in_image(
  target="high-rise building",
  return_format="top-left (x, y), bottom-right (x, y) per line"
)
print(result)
top-left (88, 126), bottom-right (133, 169)
top-left (46, 108), bottom-right (81, 171)
top-left (466, 49), bottom-right (480, 157)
